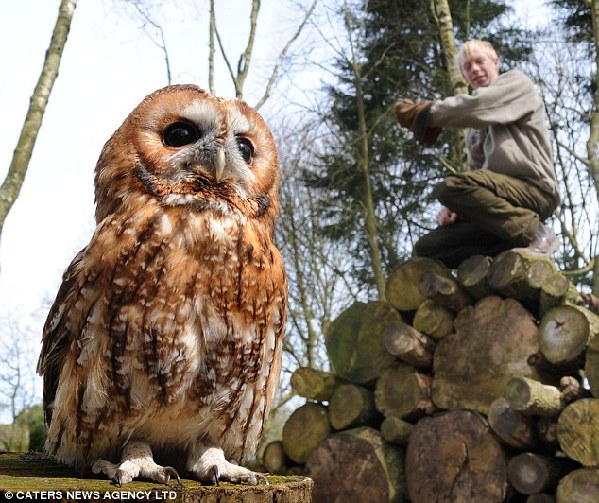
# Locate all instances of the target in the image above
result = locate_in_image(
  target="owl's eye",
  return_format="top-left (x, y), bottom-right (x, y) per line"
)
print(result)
top-left (236, 137), bottom-right (254, 165)
top-left (163, 122), bottom-right (200, 148)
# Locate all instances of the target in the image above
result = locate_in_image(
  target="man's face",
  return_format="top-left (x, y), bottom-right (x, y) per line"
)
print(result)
top-left (461, 48), bottom-right (500, 89)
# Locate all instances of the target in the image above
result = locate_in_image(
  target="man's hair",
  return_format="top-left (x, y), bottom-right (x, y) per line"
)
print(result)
top-left (457, 40), bottom-right (499, 70)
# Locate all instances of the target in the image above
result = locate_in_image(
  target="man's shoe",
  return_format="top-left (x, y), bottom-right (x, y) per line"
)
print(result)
top-left (513, 222), bottom-right (559, 255)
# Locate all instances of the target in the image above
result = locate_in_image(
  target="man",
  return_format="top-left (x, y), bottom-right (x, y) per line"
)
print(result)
top-left (395, 40), bottom-right (560, 268)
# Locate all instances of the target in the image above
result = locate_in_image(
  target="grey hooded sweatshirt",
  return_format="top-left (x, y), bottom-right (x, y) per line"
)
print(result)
top-left (429, 69), bottom-right (559, 202)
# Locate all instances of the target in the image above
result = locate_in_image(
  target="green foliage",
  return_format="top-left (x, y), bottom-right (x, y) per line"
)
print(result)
top-left (548, 0), bottom-right (593, 44)
top-left (14, 405), bottom-right (46, 452)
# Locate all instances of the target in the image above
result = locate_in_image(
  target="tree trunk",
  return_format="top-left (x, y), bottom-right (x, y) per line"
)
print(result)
top-left (457, 254), bottom-right (495, 299)
top-left (405, 409), bottom-right (507, 503)
top-left (281, 403), bottom-right (331, 463)
top-left (263, 440), bottom-right (289, 475)
top-left (584, 321), bottom-right (599, 397)
top-left (412, 299), bottom-right (455, 340)
top-left (432, 0), bottom-right (468, 171)
top-left (433, 296), bottom-right (541, 414)
top-left (290, 367), bottom-right (341, 401)
top-left (539, 272), bottom-right (571, 316)
top-left (325, 301), bottom-right (400, 385)
top-left (487, 251), bottom-right (560, 309)
top-left (507, 452), bottom-right (576, 495)
top-left (505, 376), bottom-right (565, 417)
top-left (305, 426), bottom-right (405, 503)
top-left (0, 0), bottom-right (77, 246)
top-left (539, 304), bottom-right (599, 367)
top-left (556, 468), bottom-right (599, 503)
top-left (386, 258), bottom-right (448, 312)
top-left (557, 398), bottom-right (599, 467)
top-left (0, 453), bottom-right (312, 502)
top-left (380, 416), bottom-right (414, 446)
top-left (374, 364), bottom-right (434, 422)
top-left (587, 0), bottom-right (599, 296)
top-left (328, 383), bottom-right (381, 431)
top-left (382, 321), bottom-right (435, 370)
top-left (487, 397), bottom-right (537, 450)
top-left (417, 269), bottom-right (472, 312)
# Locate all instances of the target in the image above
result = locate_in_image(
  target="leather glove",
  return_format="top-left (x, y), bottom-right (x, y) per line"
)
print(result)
top-left (394, 99), bottom-right (442, 147)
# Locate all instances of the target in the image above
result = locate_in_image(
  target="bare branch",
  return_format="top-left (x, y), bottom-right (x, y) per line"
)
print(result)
top-left (214, 23), bottom-right (240, 95)
top-left (254, 0), bottom-right (318, 110)
top-left (128, 1), bottom-right (172, 84)
top-left (208, 0), bottom-right (216, 93)
top-left (236, 0), bottom-right (261, 96)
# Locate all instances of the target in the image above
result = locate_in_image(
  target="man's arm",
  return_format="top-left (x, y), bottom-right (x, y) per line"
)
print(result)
top-left (429, 70), bottom-right (542, 129)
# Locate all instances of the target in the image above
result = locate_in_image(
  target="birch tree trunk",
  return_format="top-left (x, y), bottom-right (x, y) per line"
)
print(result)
top-left (588, 0), bottom-right (599, 295)
top-left (209, 0), bottom-right (317, 111)
top-left (0, 0), bottom-right (77, 252)
top-left (432, 0), bottom-right (468, 172)
top-left (344, 6), bottom-right (387, 300)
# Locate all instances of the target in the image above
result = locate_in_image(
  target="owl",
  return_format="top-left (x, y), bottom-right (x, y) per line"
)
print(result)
top-left (36, 84), bottom-right (287, 486)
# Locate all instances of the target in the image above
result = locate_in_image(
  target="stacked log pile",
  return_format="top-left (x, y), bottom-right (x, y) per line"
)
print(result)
top-left (263, 251), bottom-right (599, 503)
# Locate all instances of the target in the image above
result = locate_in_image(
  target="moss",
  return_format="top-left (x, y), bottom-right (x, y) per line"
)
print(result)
top-left (0, 452), bottom-right (307, 501)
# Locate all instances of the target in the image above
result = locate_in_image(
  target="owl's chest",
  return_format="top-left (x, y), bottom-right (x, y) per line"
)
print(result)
top-left (107, 209), bottom-right (279, 341)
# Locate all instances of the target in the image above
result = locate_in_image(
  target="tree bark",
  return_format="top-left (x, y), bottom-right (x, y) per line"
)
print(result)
top-left (432, 0), bottom-right (468, 171)
top-left (325, 301), bottom-right (400, 385)
top-left (290, 367), bottom-right (341, 402)
top-left (328, 383), bottom-right (381, 431)
top-left (505, 376), bottom-right (565, 417)
top-left (412, 299), bottom-right (455, 340)
top-left (556, 468), bottom-right (599, 503)
top-left (405, 409), bottom-right (507, 503)
top-left (0, 0), bottom-right (77, 246)
top-left (584, 320), bottom-right (599, 397)
top-left (507, 452), bottom-right (576, 495)
top-left (374, 364), bottom-right (434, 422)
top-left (487, 397), bottom-right (537, 450)
top-left (433, 296), bottom-right (541, 414)
top-left (380, 416), bottom-right (414, 446)
top-left (386, 257), bottom-right (448, 312)
top-left (457, 254), bottom-right (494, 299)
top-left (487, 251), bottom-right (559, 309)
top-left (587, 0), bottom-right (599, 296)
top-left (382, 321), bottom-right (435, 370)
top-left (538, 272), bottom-right (571, 316)
top-left (0, 453), bottom-right (312, 502)
top-left (557, 398), bottom-right (599, 467)
top-left (263, 440), bottom-right (289, 475)
top-left (539, 304), bottom-right (599, 367)
top-left (305, 426), bottom-right (405, 503)
top-left (417, 269), bottom-right (472, 312)
top-left (281, 403), bottom-right (331, 464)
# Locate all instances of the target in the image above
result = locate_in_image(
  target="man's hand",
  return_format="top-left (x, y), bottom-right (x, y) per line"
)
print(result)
top-left (394, 99), bottom-right (431, 130)
top-left (394, 99), bottom-right (441, 147)
top-left (437, 207), bottom-right (457, 226)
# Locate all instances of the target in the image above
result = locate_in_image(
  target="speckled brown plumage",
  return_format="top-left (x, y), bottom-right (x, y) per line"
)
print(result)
top-left (37, 84), bottom-right (287, 485)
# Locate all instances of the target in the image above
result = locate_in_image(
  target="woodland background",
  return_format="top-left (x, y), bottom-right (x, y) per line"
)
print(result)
top-left (0, 0), bottom-right (597, 451)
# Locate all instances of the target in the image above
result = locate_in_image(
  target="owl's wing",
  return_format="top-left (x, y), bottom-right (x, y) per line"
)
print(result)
top-left (37, 247), bottom-right (88, 427)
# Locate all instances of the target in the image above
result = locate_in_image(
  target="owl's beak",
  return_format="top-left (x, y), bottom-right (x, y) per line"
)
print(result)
top-left (214, 148), bottom-right (226, 181)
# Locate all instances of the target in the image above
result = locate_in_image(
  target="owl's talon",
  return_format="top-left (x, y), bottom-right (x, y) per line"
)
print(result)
top-left (164, 466), bottom-right (181, 485)
top-left (189, 446), bottom-right (267, 486)
top-left (212, 465), bottom-right (221, 486)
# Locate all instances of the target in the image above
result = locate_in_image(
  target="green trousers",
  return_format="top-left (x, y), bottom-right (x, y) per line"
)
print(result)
top-left (414, 169), bottom-right (559, 268)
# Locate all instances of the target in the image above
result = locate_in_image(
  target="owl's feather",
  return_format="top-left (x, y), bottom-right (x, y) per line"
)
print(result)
top-left (37, 85), bottom-right (286, 479)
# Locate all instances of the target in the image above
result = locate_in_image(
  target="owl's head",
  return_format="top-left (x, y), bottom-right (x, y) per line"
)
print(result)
top-left (94, 84), bottom-right (280, 223)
